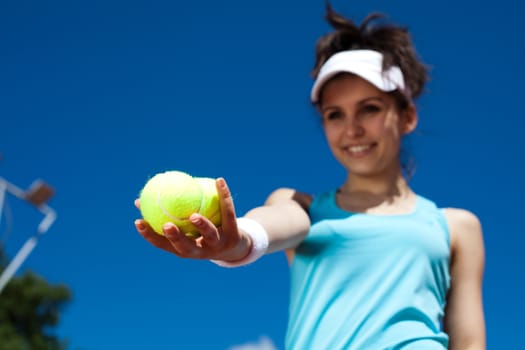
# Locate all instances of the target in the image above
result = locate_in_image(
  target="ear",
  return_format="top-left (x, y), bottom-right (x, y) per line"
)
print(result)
top-left (401, 103), bottom-right (418, 135)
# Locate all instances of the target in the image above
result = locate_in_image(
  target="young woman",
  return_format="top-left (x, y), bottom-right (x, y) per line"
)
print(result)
top-left (135, 5), bottom-right (485, 349)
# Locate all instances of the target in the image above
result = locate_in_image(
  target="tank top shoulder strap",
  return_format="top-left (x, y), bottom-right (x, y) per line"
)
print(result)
top-left (415, 195), bottom-right (451, 246)
top-left (309, 191), bottom-right (346, 223)
top-left (309, 191), bottom-right (334, 211)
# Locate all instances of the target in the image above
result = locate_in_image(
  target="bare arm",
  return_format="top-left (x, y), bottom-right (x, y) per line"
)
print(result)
top-left (443, 208), bottom-right (486, 350)
top-left (243, 187), bottom-right (311, 254)
top-left (135, 178), bottom-right (310, 263)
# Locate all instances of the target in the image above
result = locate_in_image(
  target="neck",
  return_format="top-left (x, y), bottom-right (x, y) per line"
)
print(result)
top-left (339, 169), bottom-right (412, 201)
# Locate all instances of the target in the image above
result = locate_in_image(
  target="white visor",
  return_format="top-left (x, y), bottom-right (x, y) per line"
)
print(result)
top-left (310, 49), bottom-right (407, 103)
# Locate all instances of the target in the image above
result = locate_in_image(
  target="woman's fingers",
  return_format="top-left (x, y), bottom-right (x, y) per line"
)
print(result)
top-left (162, 223), bottom-right (203, 258)
top-left (216, 177), bottom-right (239, 237)
top-left (190, 213), bottom-right (220, 245)
top-left (136, 219), bottom-right (206, 258)
top-left (134, 177), bottom-right (241, 260)
top-left (135, 219), bottom-right (177, 253)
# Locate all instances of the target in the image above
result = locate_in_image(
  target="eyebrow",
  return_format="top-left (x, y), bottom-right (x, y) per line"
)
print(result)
top-left (320, 96), bottom-right (386, 112)
top-left (358, 96), bottom-right (386, 104)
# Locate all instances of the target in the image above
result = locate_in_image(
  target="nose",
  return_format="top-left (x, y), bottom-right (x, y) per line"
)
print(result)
top-left (344, 118), bottom-right (364, 138)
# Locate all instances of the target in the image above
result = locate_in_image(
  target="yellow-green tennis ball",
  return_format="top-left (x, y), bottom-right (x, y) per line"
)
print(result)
top-left (195, 177), bottom-right (221, 227)
top-left (139, 171), bottom-right (203, 237)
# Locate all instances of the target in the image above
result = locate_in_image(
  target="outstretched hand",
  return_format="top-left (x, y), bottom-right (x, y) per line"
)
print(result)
top-left (134, 177), bottom-right (251, 262)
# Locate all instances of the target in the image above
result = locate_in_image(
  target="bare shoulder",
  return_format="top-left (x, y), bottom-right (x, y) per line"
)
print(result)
top-left (442, 208), bottom-right (484, 255)
top-left (442, 208), bottom-right (482, 231)
top-left (265, 187), bottom-right (313, 211)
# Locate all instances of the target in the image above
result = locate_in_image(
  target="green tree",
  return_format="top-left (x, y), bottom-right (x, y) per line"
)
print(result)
top-left (0, 247), bottom-right (72, 350)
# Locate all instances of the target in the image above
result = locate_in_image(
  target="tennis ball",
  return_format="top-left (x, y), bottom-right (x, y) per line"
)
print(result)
top-left (139, 170), bottom-right (221, 238)
top-left (195, 177), bottom-right (222, 227)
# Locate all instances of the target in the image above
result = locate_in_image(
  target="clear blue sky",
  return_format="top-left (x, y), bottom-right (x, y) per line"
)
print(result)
top-left (1, 0), bottom-right (523, 349)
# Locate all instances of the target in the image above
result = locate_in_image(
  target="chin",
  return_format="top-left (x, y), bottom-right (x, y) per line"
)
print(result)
top-left (342, 161), bottom-right (386, 176)
top-left (349, 169), bottom-right (380, 177)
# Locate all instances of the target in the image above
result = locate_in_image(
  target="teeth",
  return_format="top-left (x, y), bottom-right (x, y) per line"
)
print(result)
top-left (348, 145), bottom-right (371, 153)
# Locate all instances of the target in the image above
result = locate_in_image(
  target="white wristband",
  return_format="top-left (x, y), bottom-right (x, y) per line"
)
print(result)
top-left (210, 217), bottom-right (269, 268)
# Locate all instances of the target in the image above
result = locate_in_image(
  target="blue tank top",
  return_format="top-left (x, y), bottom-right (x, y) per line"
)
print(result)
top-left (285, 192), bottom-right (451, 350)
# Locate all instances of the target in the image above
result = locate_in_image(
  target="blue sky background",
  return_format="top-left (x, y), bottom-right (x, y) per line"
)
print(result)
top-left (1, 0), bottom-right (523, 349)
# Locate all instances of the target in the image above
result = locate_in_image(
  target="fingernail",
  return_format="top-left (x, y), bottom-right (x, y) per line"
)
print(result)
top-left (135, 220), bottom-right (145, 230)
top-left (162, 224), bottom-right (175, 238)
top-left (190, 214), bottom-right (202, 225)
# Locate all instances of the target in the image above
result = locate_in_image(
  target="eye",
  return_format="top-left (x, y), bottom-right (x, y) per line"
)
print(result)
top-left (323, 110), bottom-right (343, 121)
top-left (361, 104), bottom-right (382, 114)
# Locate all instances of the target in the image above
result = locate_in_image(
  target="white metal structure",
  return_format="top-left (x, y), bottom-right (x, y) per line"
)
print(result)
top-left (0, 177), bottom-right (56, 294)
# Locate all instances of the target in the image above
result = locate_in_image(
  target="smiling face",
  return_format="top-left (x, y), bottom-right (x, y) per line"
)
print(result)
top-left (318, 73), bottom-right (417, 179)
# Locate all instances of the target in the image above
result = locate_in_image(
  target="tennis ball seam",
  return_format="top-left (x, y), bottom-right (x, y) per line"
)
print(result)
top-left (156, 189), bottom-right (202, 221)
top-left (198, 189), bottom-right (207, 216)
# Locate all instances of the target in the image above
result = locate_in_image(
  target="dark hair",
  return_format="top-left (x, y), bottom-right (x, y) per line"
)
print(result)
top-left (312, 2), bottom-right (429, 108)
